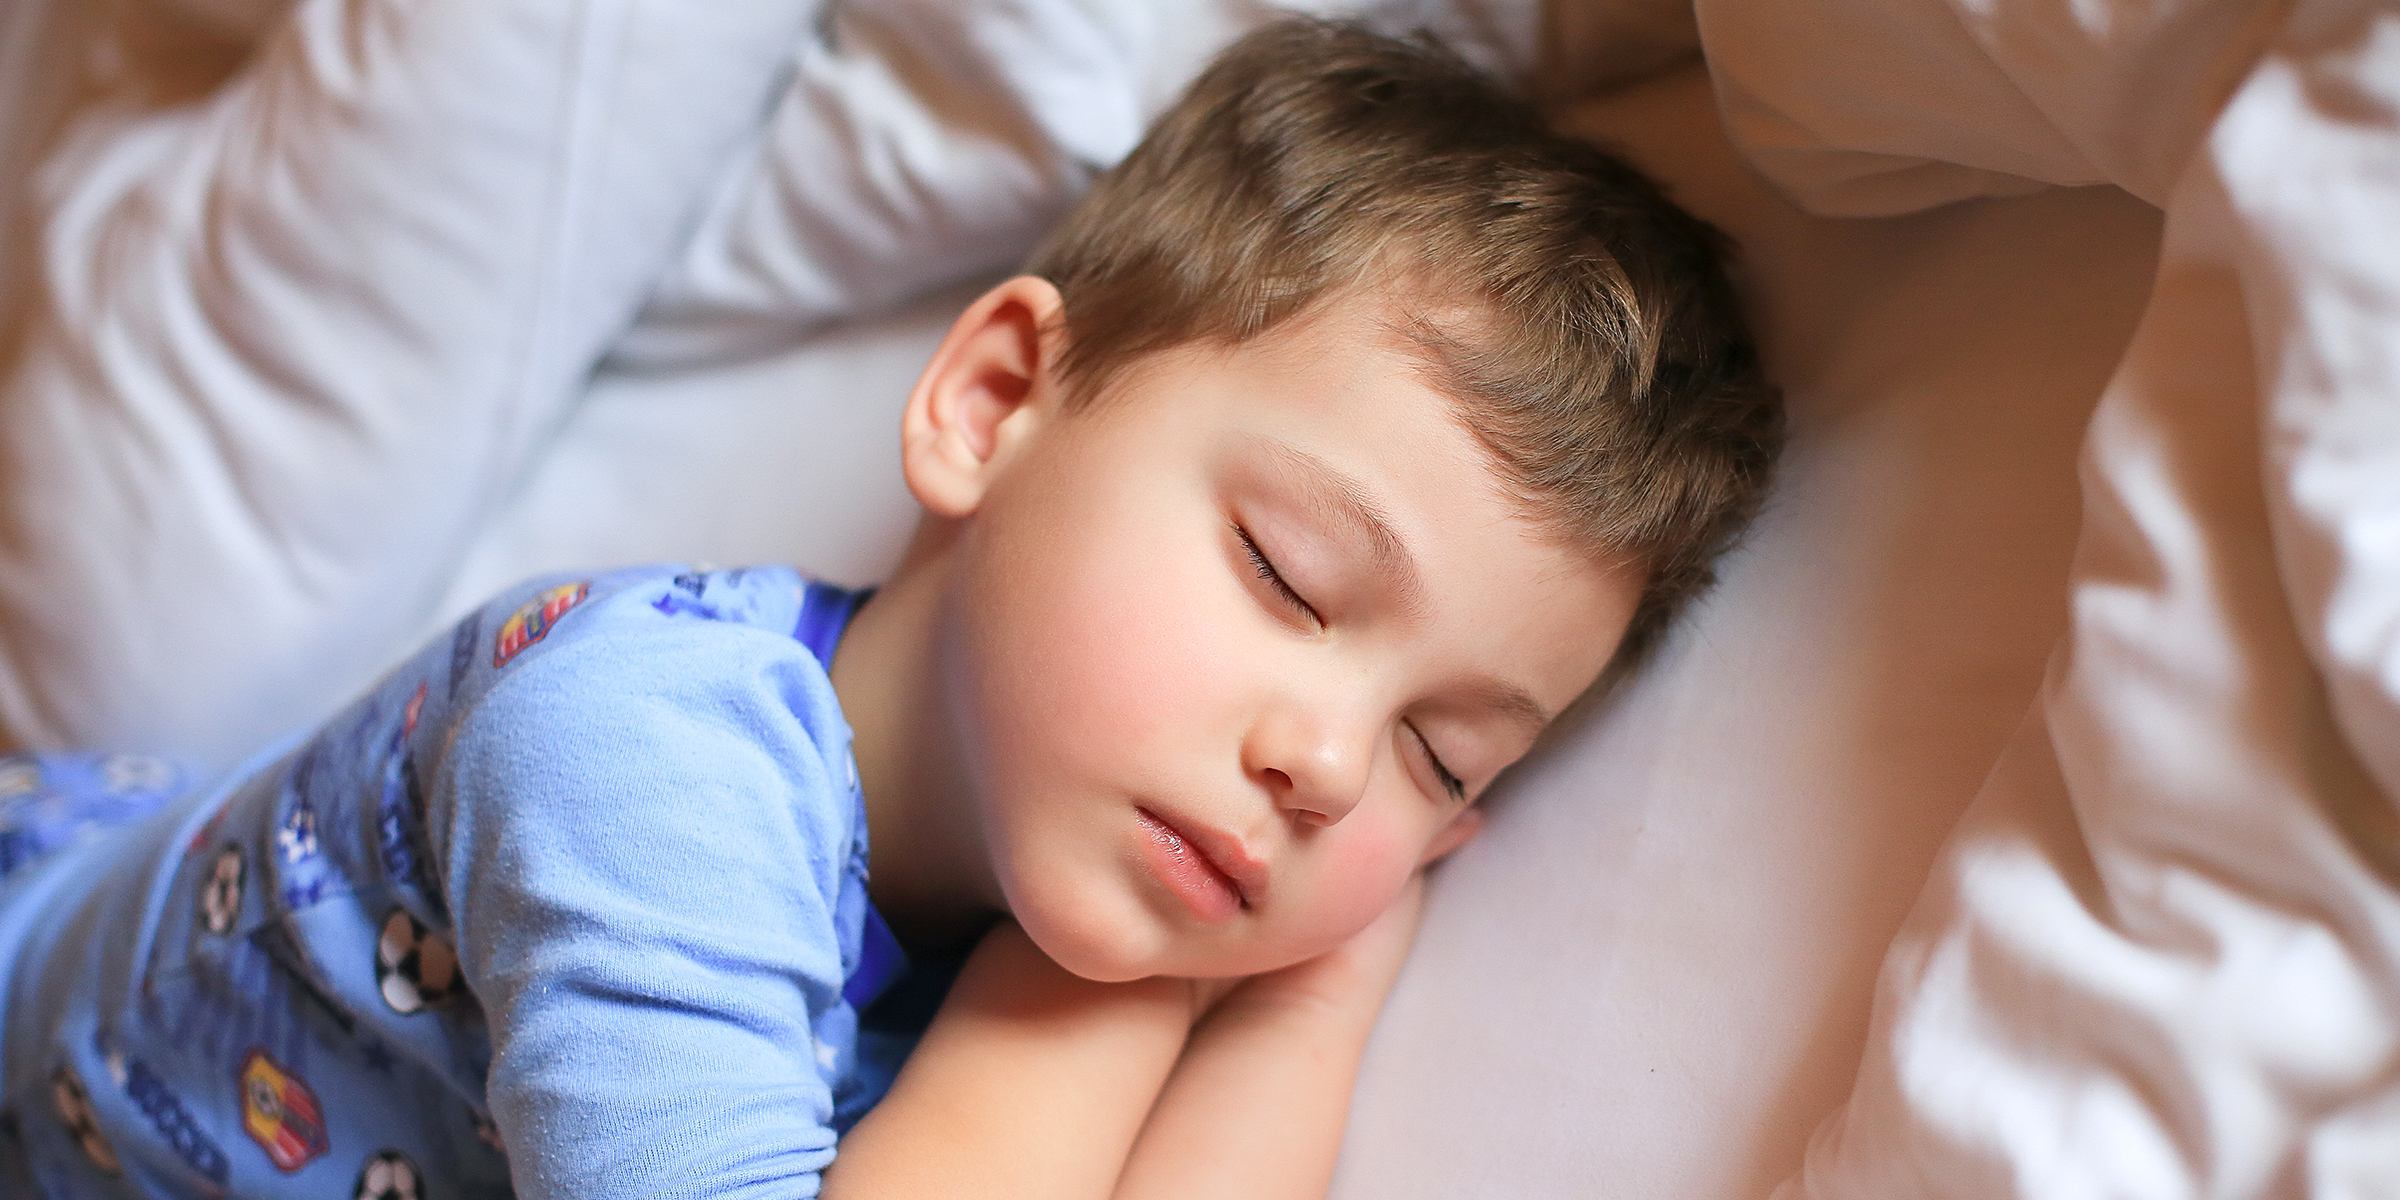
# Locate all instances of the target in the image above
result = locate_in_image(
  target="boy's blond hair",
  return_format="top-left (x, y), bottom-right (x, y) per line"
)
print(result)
top-left (1027, 19), bottom-right (1781, 672)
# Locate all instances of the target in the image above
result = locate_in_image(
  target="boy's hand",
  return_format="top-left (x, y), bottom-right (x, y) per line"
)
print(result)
top-left (1114, 874), bottom-right (1432, 1200)
top-left (833, 880), bottom-right (1436, 1200)
top-left (1192, 872), bottom-right (1428, 1022)
top-left (826, 919), bottom-right (1197, 1200)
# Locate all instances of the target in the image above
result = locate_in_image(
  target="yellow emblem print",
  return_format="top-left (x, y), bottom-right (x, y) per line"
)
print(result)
top-left (239, 1049), bottom-right (328, 1173)
top-left (492, 581), bottom-right (591, 667)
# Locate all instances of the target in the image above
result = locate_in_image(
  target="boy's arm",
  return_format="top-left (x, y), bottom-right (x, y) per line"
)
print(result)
top-left (825, 880), bottom-right (1425, 1200)
top-left (1112, 877), bottom-right (1425, 1200)
top-left (821, 922), bottom-right (1196, 1200)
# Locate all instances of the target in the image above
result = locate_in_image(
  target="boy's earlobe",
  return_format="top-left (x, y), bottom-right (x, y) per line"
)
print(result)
top-left (900, 276), bottom-right (1068, 518)
top-left (1420, 807), bottom-right (1484, 867)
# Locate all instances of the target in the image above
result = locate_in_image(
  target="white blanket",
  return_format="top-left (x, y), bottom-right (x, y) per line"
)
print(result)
top-left (1693, 0), bottom-right (2400, 1193)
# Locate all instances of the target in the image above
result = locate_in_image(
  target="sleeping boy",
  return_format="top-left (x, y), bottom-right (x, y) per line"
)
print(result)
top-left (0, 18), bottom-right (1777, 1200)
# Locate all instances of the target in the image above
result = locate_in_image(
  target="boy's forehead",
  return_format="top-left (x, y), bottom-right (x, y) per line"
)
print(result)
top-left (1071, 285), bottom-right (1606, 573)
top-left (1125, 288), bottom-right (1489, 423)
top-left (1084, 291), bottom-right (1544, 532)
top-left (1242, 296), bottom-right (1560, 516)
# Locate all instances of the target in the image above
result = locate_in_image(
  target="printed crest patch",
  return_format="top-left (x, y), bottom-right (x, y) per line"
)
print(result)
top-left (492, 581), bottom-right (591, 668)
top-left (239, 1049), bottom-right (328, 1172)
top-left (377, 754), bottom-right (425, 889)
top-left (276, 799), bottom-right (318, 864)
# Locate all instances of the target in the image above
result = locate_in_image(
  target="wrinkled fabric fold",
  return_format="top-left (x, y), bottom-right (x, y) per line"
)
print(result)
top-left (1710, 0), bottom-right (2400, 1193)
top-left (0, 0), bottom-right (828, 766)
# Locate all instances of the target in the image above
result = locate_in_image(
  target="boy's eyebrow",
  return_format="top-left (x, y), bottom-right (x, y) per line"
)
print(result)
top-left (1458, 677), bottom-right (1553, 737)
top-left (1246, 437), bottom-right (1426, 620)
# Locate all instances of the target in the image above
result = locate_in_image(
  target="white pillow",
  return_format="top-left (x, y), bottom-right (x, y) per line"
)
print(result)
top-left (0, 0), bottom-right (1538, 765)
top-left (612, 0), bottom-right (1546, 370)
top-left (1326, 62), bottom-right (2165, 1198)
top-left (0, 0), bottom-right (844, 764)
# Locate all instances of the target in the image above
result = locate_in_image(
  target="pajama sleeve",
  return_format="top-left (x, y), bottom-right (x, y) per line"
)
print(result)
top-left (424, 616), bottom-right (864, 1200)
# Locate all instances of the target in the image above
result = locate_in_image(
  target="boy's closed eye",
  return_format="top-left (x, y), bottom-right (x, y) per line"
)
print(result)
top-left (1405, 722), bottom-right (1468, 803)
top-left (1233, 523), bottom-right (1321, 628)
top-left (1228, 520), bottom-right (1470, 805)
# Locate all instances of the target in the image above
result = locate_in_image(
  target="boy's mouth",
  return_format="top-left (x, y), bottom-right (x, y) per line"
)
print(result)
top-left (1135, 807), bottom-right (1263, 921)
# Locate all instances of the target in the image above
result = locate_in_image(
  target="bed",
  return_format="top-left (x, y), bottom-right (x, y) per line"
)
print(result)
top-left (4, 0), bottom-right (2395, 1195)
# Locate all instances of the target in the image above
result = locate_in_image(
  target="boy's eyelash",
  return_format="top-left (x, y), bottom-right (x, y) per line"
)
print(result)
top-left (1410, 723), bottom-right (1468, 803)
top-left (1234, 525), bottom-right (1319, 622)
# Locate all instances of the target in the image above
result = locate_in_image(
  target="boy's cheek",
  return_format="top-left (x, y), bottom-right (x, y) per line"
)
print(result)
top-left (974, 521), bottom-right (1197, 715)
top-left (1034, 529), bottom-right (1245, 750)
top-left (1291, 816), bottom-right (1418, 946)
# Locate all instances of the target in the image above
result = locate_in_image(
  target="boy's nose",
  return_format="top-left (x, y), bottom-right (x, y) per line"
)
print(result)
top-left (1247, 711), bottom-right (1370, 827)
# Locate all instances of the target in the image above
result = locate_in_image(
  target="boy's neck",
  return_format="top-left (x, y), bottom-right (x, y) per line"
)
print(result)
top-left (828, 528), bottom-right (1003, 954)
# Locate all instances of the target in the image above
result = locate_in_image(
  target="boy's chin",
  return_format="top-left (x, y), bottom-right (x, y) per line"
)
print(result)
top-left (1015, 907), bottom-right (1161, 983)
top-left (1016, 905), bottom-right (1302, 984)
top-left (1009, 885), bottom-right (1200, 983)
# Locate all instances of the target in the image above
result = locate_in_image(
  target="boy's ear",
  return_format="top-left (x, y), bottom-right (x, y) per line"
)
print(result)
top-left (1419, 806), bottom-right (1484, 867)
top-left (901, 275), bottom-right (1068, 518)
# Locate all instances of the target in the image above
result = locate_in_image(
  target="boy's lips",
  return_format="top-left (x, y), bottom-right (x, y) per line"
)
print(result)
top-left (1135, 806), bottom-right (1266, 922)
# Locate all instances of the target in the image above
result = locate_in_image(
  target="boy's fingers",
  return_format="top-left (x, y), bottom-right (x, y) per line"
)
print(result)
top-left (1204, 872), bottom-right (1433, 1017)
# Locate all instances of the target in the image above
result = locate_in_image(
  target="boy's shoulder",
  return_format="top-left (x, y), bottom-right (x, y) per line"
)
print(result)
top-left (471, 563), bottom-right (823, 672)
top-left (425, 562), bottom-right (860, 775)
top-left (313, 564), bottom-right (870, 875)
top-left (371, 563), bottom-right (874, 943)
top-left (438, 563), bottom-right (853, 714)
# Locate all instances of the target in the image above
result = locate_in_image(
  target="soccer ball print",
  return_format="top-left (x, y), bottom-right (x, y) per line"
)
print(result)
top-left (199, 845), bottom-right (244, 934)
top-left (49, 1067), bottom-right (123, 1176)
top-left (375, 908), bottom-right (464, 1014)
top-left (355, 1149), bottom-right (422, 1200)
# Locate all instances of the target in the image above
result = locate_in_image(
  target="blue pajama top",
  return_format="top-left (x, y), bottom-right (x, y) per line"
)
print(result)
top-left (0, 565), bottom-right (920, 1199)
